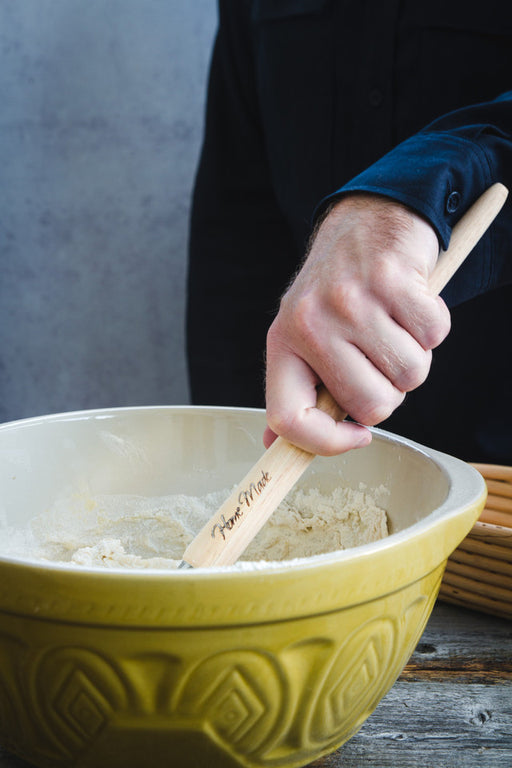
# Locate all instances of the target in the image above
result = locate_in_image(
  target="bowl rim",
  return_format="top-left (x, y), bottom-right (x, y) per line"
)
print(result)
top-left (0, 405), bottom-right (486, 576)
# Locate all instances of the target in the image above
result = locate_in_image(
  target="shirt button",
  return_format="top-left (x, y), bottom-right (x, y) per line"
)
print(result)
top-left (446, 191), bottom-right (461, 213)
top-left (368, 89), bottom-right (383, 107)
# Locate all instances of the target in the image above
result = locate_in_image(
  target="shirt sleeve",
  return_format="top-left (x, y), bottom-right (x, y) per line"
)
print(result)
top-left (316, 91), bottom-right (512, 305)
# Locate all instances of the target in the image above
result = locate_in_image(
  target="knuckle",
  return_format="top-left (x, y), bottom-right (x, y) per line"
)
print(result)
top-left (395, 352), bottom-right (431, 392)
top-left (331, 280), bottom-right (363, 323)
top-left (293, 293), bottom-right (318, 343)
top-left (400, 368), bottom-right (425, 393)
top-left (352, 391), bottom-right (404, 427)
top-left (424, 323), bottom-right (446, 349)
top-left (437, 303), bottom-right (452, 341)
top-left (362, 402), bottom-right (391, 426)
top-left (423, 302), bottom-right (451, 350)
top-left (370, 254), bottom-right (399, 293)
top-left (280, 291), bottom-right (325, 354)
top-left (354, 403), bottom-right (382, 426)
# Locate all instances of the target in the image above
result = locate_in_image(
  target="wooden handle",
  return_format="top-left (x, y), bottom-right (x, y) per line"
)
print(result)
top-left (429, 183), bottom-right (508, 294)
top-left (181, 183), bottom-right (508, 568)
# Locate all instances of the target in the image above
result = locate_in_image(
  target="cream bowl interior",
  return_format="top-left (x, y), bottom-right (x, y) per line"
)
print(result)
top-left (0, 405), bottom-right (475, 564)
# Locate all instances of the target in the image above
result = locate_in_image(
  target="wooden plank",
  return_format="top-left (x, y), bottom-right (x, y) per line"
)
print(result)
top-left (312, 681), bottom-right (512, 767)
top-left (403, 603), bottom-right (512, 681)
top-left (416, 600), bottom-right (511, 653)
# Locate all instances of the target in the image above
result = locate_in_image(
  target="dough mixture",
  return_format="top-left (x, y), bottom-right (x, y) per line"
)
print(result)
top-left (2, 484), bottom-right (389, 569)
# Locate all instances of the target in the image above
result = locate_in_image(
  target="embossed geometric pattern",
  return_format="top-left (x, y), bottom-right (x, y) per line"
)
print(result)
top-left (177, 649), bottom-right (284, 758)
top-left (332, 638), bottom-right (379, 716)
top-left (0, 567), bottom-right (445, 768)
top-left (54, 669), bottom-right (110, 740)
top-left (310, 618), bottom-right (396, 745)
top-left (30, 646), bottom-right (128, 762)
top-left (204, 669), bottom-right (266, 742)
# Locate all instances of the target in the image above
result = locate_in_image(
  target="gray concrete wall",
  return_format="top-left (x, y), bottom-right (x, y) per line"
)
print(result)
top-left (0, 0), bottom-right (217, 422)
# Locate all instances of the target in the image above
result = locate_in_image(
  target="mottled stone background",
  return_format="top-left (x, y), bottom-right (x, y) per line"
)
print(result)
top-left (0, 1), bottom-right (217, 421)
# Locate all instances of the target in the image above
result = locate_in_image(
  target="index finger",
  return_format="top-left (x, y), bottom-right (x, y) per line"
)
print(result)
top-left (265, 351), bottom-right (372, 455)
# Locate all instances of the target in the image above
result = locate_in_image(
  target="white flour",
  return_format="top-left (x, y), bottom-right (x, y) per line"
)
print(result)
top-left (1, 484), bottom-right (388, 569)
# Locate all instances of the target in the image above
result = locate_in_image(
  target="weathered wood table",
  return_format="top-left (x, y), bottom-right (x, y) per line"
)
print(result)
top-left (0, 601), bottom-right (510, 768)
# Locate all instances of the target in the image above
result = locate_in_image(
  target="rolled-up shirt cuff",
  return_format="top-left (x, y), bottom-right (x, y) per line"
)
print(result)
top-left (314, 131), bottom-right (494, 251)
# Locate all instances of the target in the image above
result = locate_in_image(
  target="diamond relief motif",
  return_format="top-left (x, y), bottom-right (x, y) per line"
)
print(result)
top-left (55, 669), bottom-right (110, 740)
top-left (204, 669), bottom-right (266, 742)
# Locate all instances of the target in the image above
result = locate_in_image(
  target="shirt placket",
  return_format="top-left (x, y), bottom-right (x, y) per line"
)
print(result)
top-left (333, 0), bottom-right (401, 183)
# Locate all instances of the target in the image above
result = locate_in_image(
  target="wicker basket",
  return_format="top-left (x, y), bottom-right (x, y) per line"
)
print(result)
top-left (439, 464), bottom-right (512, 620)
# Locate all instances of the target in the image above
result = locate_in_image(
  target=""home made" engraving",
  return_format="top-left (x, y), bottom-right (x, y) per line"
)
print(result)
top-left (211, 470), bottom-right (271, 541)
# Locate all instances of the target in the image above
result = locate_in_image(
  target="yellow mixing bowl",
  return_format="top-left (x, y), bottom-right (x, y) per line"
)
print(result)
top-left (0, 406), bottom-right (485, 768)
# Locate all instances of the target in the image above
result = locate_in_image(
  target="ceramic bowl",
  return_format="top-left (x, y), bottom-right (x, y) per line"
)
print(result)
top-left (0, 406), bottom-right (485, 768)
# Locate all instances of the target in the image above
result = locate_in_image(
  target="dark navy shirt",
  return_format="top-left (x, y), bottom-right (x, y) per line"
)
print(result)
top-left (187, 0), bottom-right (512, 462)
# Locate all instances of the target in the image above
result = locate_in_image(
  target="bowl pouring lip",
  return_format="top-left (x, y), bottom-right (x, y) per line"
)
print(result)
top-left (0, 405), bottom-right (486, 578)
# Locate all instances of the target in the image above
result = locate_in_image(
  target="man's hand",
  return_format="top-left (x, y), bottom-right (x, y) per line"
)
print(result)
top-left (264, 193), bottom-right (451, 455)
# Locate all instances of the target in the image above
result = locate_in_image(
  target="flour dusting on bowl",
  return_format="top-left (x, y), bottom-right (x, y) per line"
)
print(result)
top-left (0, 484), bottom-right (389, 568)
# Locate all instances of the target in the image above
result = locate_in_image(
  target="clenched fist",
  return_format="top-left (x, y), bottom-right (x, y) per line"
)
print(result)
top-left (264, 193), bottom-right (451, 455)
